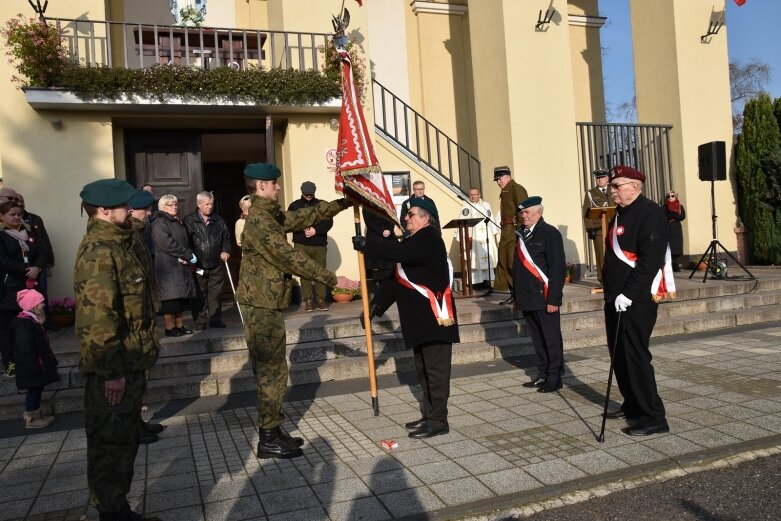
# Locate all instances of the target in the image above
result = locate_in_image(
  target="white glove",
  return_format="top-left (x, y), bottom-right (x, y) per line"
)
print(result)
top-left (614, 293), bottom-right (633, 312)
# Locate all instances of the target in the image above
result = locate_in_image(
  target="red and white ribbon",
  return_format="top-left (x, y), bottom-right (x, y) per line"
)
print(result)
top-left (609, 216), bottom-right (677, 302)
top-left (515, 233), bottom-right (549, 300)
top-left (395, 259), bottom-right (456, 326)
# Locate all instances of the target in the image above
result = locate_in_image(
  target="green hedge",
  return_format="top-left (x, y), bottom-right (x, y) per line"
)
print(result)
top-left (56, 63), bottom-right (341, 105)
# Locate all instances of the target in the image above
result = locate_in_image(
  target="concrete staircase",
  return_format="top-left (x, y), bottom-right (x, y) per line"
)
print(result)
top-left (1, 271), bottom-right (780, 421)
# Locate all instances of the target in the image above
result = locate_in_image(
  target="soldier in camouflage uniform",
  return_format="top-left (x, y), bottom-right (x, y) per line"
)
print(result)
top-left (128, 189), bottom-right (166, 443)
top-left (237, 163), bottom-right (351, 459)
top-left (74, 179), bottom-right (161, 521)
top-left (493, 166), bottom-right (528, 304)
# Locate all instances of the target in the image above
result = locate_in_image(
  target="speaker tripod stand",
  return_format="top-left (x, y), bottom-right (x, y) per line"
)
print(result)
top-left (689, 179), bottom-right (755, 283)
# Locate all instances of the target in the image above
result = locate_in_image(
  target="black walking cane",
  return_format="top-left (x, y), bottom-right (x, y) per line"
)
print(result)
top-left (598, 310), bottom-right (622, 443)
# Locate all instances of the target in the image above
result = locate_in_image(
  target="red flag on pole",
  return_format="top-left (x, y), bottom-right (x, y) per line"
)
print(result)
top-left (334, 48), bottom-right (398, 225)
top-left (356, 0), bottom-right (363, 6)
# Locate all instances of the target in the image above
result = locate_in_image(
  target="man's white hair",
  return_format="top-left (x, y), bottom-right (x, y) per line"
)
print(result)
top-left (196, 191), bottom-right (214, 204)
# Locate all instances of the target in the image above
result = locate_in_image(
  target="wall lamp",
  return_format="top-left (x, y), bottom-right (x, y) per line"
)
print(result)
top-left (701, 10), bottom-right (725, 43)
top-left (535, 8), bottom-right (556, 31)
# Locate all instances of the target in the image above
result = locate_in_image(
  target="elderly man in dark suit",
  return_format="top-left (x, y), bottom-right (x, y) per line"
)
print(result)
top-left (512, 196), bottom-right (566, 393)
top-left (353, 199), bottom-right (459, 439)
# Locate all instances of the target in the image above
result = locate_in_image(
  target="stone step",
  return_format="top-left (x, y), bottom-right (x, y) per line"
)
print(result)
top-left (2, 299), bottom-right (780, 420)
top-left (3, 286), bottom-right (779, 401)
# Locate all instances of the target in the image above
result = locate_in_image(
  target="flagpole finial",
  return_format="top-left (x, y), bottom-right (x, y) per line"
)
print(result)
top-left (332, 7), bottom-right (351, 49)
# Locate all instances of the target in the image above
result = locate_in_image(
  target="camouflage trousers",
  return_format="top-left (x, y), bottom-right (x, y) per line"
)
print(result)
top-left (243, 305), bottom-right (288, 429)
top-left (294, 244), bottom-right (328, 301)
top-left (84, 372), bottom-right (144, 513)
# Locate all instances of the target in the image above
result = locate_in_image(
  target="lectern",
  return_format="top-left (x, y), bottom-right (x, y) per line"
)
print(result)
top-left (585, 206), bottom-right (616, 293)
top-left (443, 217), bottom-right (484, 297)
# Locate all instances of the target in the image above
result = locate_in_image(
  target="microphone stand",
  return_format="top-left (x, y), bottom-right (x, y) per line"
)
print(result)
top-left (456, 195), bottom-right (501, 296)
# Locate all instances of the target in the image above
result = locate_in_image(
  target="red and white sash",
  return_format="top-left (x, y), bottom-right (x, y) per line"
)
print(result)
top-left (395, 259), bottom-right (456, 326)
top-left (609, 216), bottom-right (677, 302)
top-left (515, 233), bottom-right (549, 300)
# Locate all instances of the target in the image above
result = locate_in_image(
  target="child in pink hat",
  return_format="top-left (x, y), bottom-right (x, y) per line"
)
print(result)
top-left (10, 289), bottom-right (59, 428)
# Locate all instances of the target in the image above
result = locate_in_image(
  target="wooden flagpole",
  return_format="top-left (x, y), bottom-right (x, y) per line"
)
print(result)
top-left (353, 204), bottom-right (380, 416)
top-left (354, 205), bottom-right (380, 415)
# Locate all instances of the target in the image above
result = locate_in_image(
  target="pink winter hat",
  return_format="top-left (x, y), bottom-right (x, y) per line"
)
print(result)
top-left (17, 289), bottom-right (45, 312)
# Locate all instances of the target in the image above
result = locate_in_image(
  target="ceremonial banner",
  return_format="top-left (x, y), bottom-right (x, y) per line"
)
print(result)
top-left (334, 48), bottom-right (398, 225)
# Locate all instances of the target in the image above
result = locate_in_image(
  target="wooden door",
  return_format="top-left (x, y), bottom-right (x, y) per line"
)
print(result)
top-left (125, 130), bottom-right (203, 217)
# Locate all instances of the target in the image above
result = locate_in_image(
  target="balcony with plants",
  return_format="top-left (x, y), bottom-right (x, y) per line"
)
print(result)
top-left (1, 13), bottom-right (367, 113)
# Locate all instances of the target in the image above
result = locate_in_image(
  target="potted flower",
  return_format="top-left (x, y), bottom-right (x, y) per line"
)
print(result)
top-left (565, 262), bottom-right (577, 283)
top-left (331, 277), bottom-right (360, 303)
top-left (48, 297), bottom-right (76, 327)
top-left (695, 255), bottom-right (709, 271)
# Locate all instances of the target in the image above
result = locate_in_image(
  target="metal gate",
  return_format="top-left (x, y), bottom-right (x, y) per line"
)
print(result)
top-left (575, 122), bottom-right (675, 273)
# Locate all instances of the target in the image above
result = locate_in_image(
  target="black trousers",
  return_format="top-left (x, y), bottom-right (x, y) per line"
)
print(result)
top-left (604, 299), bottom-right (666, 423)
top-left (413, 341), bottom-right (452, 429)
top-left (522, 309), bottom-right (564, 384)
top-left (193, 264), bottom-right (225, 328)
top-left (0, 308), bottom-right (17, 367)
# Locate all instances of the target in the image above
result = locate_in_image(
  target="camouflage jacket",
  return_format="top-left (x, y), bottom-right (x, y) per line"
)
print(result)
top-left (237, 196), bottom-right (344, 310)
top-left (73, 218), bottom-right (160, 379)
top-left (130, 217), bottom-right (160, 313)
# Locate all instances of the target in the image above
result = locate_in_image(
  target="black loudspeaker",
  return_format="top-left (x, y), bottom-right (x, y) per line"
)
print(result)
top-left (698, 141), bottom-right (726, 181)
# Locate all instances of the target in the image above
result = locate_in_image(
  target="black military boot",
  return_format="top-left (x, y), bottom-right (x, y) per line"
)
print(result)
top-left (278, 425), bottom-right (304, 447)
top-left (257, 427), bottom-right (303, 459)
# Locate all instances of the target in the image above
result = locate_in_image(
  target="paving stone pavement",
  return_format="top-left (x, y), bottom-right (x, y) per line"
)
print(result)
top-left (2, 324), bottom-right (781, 521)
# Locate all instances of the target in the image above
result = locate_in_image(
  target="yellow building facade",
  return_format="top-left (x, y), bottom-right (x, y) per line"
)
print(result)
top-left (0, 0), bottom-right (736, 298)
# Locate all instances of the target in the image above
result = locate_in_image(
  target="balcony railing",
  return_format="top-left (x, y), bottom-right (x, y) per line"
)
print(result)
top-left (51, 18), bottom-right (330, 72)
top-left (372, 79), bottom-right (482, 196)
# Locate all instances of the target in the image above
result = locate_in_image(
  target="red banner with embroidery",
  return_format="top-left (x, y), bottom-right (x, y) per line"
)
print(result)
top-left (334, 48), bottom-right (398, 225)
top-left (395, 259), bottom-right (456, 326)
top-left (515, 234), bottom-right (549, 300)
top-left (608, 217), bottom-right (676, 302)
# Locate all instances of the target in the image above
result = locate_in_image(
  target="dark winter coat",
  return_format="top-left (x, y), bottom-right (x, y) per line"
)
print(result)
top-left (183, 211), bottom-right (231, 269)
top-left (362, 207), bottom-right (397, 278)
top-left (10, 314), bottom-right (59, 389)
top-left (661, 201), bottom-right (686, 256)
top-left (22, 211), bottom-right (54, 266)
top-left (150, 211), bottom-right (196, 302)
top-left (602, 195), bottom-right (668, 302)
top-left (512, 218), bottom-right (566, 311)
top-left (0, 228), bottom-right (47, 311)
top-left (287, 197), bottom-right (333, 247)
top-left (366, 225), bottom-right (460, 348)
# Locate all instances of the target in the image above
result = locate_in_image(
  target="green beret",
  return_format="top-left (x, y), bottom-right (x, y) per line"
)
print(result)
top-left (409, 198), bottom-right (438, 220)
top-left (79, 179), bottom-right (136, 207)
top-left (244, 163), bottom-right (281, 180)
top-left (128, 189), bottom-right (155, 209)
top-left (517, 196), bottom-right (542, 210)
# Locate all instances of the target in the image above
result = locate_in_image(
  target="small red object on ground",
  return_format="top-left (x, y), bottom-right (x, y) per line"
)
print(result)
top-left (379, 439), bottom-right (398, 450)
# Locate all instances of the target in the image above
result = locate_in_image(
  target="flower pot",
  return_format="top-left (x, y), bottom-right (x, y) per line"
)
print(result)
top-left (697, 262), bottom-right (708, 272)
top-left (48, 314), bottom-right (74, 328)
top-left (331, 293), bottom-right (354, 303)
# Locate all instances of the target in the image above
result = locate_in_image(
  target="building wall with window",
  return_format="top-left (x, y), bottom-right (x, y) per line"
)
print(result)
top-left (0, 0), bottom-right (737, 298)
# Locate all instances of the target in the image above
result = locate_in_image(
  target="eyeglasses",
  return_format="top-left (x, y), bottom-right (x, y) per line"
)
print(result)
top-left (667, 194), bottom-right (676, 199)
top-left (0, 196), bottom-right (20, 202)
top-left (165, 203), bottom-right (178, 207)
top-left (609, 182), bottom-right (633, 190)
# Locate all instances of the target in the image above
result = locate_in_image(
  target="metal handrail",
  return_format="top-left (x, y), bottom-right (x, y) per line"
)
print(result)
top-left (50, 18), bottom-right (330, 72)
top-left (372, 79), bottom-right (482, 196)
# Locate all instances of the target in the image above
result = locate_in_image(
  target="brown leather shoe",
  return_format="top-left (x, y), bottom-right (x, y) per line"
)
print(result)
top-left (317, 300), bottom-right (329, 311)
top-left (305, 301), bottom-right (314, 312)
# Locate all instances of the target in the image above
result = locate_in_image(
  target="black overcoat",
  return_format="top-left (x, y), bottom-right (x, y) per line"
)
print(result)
top-left (150, 211), bottom-right (196, 302)
top-left (365, 225), bottom-right (459, 348)
top-left (10, 314), bottom-right (59, 389)
top-left (0, 230), bottom-right (47, 311)
top-left (602, 195), bottom-right (668, 302)
top-left (512, 218), bottom-right (566, 311)
top-left (660, 202), bottom-right (685, 256)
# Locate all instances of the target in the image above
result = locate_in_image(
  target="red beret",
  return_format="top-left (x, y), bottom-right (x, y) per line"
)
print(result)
top-left (610, 165), bottom-right (645, 182)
